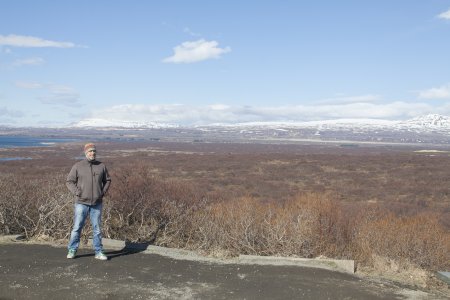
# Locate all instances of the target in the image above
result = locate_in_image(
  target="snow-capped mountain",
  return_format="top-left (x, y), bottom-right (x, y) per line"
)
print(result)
top-left (73, 114), bottom-right (450, 129)
top-left (201, 114), bottom-right (450, 132)
top-left (69, 114), bottom-right (450, 131)
top-left (71, 114), bottom-right (450, 132)
top-left (399, 114), bottom-right (450, 128)
top-left (69, 114), bottom-right (450, 144)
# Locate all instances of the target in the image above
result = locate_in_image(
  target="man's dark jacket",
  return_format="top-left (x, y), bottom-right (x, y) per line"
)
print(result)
top-left (66, 159), bottom-right (111, 205)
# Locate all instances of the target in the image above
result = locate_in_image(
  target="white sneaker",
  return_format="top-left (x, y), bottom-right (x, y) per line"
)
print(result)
top-left (67, 249), bottom-right (76, 259)
top-left (95, 252), bottom-right (108, 260)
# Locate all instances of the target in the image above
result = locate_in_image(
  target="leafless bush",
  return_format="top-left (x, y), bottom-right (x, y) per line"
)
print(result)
top-left (188, 193), bottom-right (449, 271)
top-left (103, 165), bottom-right (209, 245)
top-left (354, 212), bottom-right (450, 270)
top-left (0, 173), bottom-right (73, 239)
top-left (191, 194), bottom-right (343, 257)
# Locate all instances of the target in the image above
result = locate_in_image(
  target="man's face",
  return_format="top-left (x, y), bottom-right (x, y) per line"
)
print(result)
top-left (86, 149), bottom-right (96, 161)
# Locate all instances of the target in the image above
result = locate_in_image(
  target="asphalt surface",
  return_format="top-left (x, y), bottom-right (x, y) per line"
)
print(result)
top-left (0, 243), bottom-right (444, 300)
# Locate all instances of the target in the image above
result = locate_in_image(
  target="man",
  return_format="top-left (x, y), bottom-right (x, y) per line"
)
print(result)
top-left (66, 143), bottom-right (111, 260)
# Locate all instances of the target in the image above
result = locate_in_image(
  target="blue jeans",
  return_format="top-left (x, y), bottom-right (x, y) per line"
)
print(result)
top-left (68, 202), bottom-right (103, 254)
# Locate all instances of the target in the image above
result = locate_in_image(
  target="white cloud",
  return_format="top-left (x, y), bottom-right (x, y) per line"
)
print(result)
top-left (38, 85), bottom-right (80, 106)
top-left (12, 57), bottom-right (45, 66)
top-left (38, 93), bottom-right (80, 106)
top-left (438, 8), bottom-right (450, 20)
top-left (93, 100), bottom-right (437, 125)
top-left (0, 34), bottom-right (77, 48)
top-left (418, 84), bottom-right (450, 99)
top-left (163, 39), bottom-right (231, 63)
top-left (0, 106), bottom-right (24, 118)
top-left (15, 81), bottom-right (81, 106)
top-left (317, 94), bottom-right (381, 104)
top-left (183, 27), bottom-right (201, 37)
top-left (15, 81), bottom-right (44, 89)
top-left (208, 104), bottom-right (230, 110)
top-left (1, 47), bottom-right (12, 54)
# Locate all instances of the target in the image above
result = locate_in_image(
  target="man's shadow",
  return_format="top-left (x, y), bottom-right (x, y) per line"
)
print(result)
top-left (76, 227), bottom-right (162, 260)
top-left (106, 241), bottom-right (152, 259)
top-left (75, 241), bottom-right (152, 260)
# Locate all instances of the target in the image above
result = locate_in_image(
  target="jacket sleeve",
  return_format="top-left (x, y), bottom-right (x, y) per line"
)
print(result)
top-left (102, 166), bottom-right (111, 196)
top-left (66, 164), bottom-right (79, 196)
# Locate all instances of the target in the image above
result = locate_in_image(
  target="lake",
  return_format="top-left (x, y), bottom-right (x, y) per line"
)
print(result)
top-left (0, 157), bottom-right (32, 162)
top-left (0, 136), bottom-right (77, 162)
top-left (0, 136), bottom-right (75, 148)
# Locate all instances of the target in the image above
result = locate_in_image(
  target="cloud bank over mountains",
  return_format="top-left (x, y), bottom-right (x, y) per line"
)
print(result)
top-left (89, 100), bottom-right (443, 126)
top-left (418, 83), bottom-right (450, 99)
top-left (86, 83), bottom-right (450, 125)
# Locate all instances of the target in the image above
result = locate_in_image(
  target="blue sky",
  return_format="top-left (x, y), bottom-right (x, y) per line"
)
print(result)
top-left (1, 1), bottom-right (450, 126)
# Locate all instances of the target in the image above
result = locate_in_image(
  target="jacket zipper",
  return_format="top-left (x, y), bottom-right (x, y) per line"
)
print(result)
top-left (90, 163), bottom-right (94, 205)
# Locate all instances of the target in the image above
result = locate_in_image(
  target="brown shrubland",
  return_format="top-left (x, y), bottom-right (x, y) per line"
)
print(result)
top-left (0, 141), bottom-right (449, 277)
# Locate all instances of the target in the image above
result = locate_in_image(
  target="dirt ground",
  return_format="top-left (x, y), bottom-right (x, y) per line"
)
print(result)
top-left (0, 241), bottom-right (448, 300)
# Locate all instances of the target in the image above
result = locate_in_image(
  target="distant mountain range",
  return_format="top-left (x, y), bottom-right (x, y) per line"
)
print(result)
top-left (68, 114), bottom-right (450, 145)
top-left (72, 114), bottom-right (450, 132)
top-left (2, 114), bottom-right (449, 145)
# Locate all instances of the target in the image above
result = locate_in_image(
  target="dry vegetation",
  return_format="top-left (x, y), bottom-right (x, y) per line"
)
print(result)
top-left (0, 141), bottom-right (449, 289)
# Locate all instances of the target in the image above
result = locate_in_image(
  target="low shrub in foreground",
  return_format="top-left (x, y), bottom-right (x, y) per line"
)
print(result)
top-left (0, 171), bottom-right (448, 272)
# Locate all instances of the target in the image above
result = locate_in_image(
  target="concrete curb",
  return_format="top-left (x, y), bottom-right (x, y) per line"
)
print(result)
top-left (0, 234), bottom-right (26, 242)
top-left (436, 272), bottom-right (450, 285)
top-left (99, 238), bottom-right (355, 274)
top-left (238, 255), bottom-right (355, 274)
